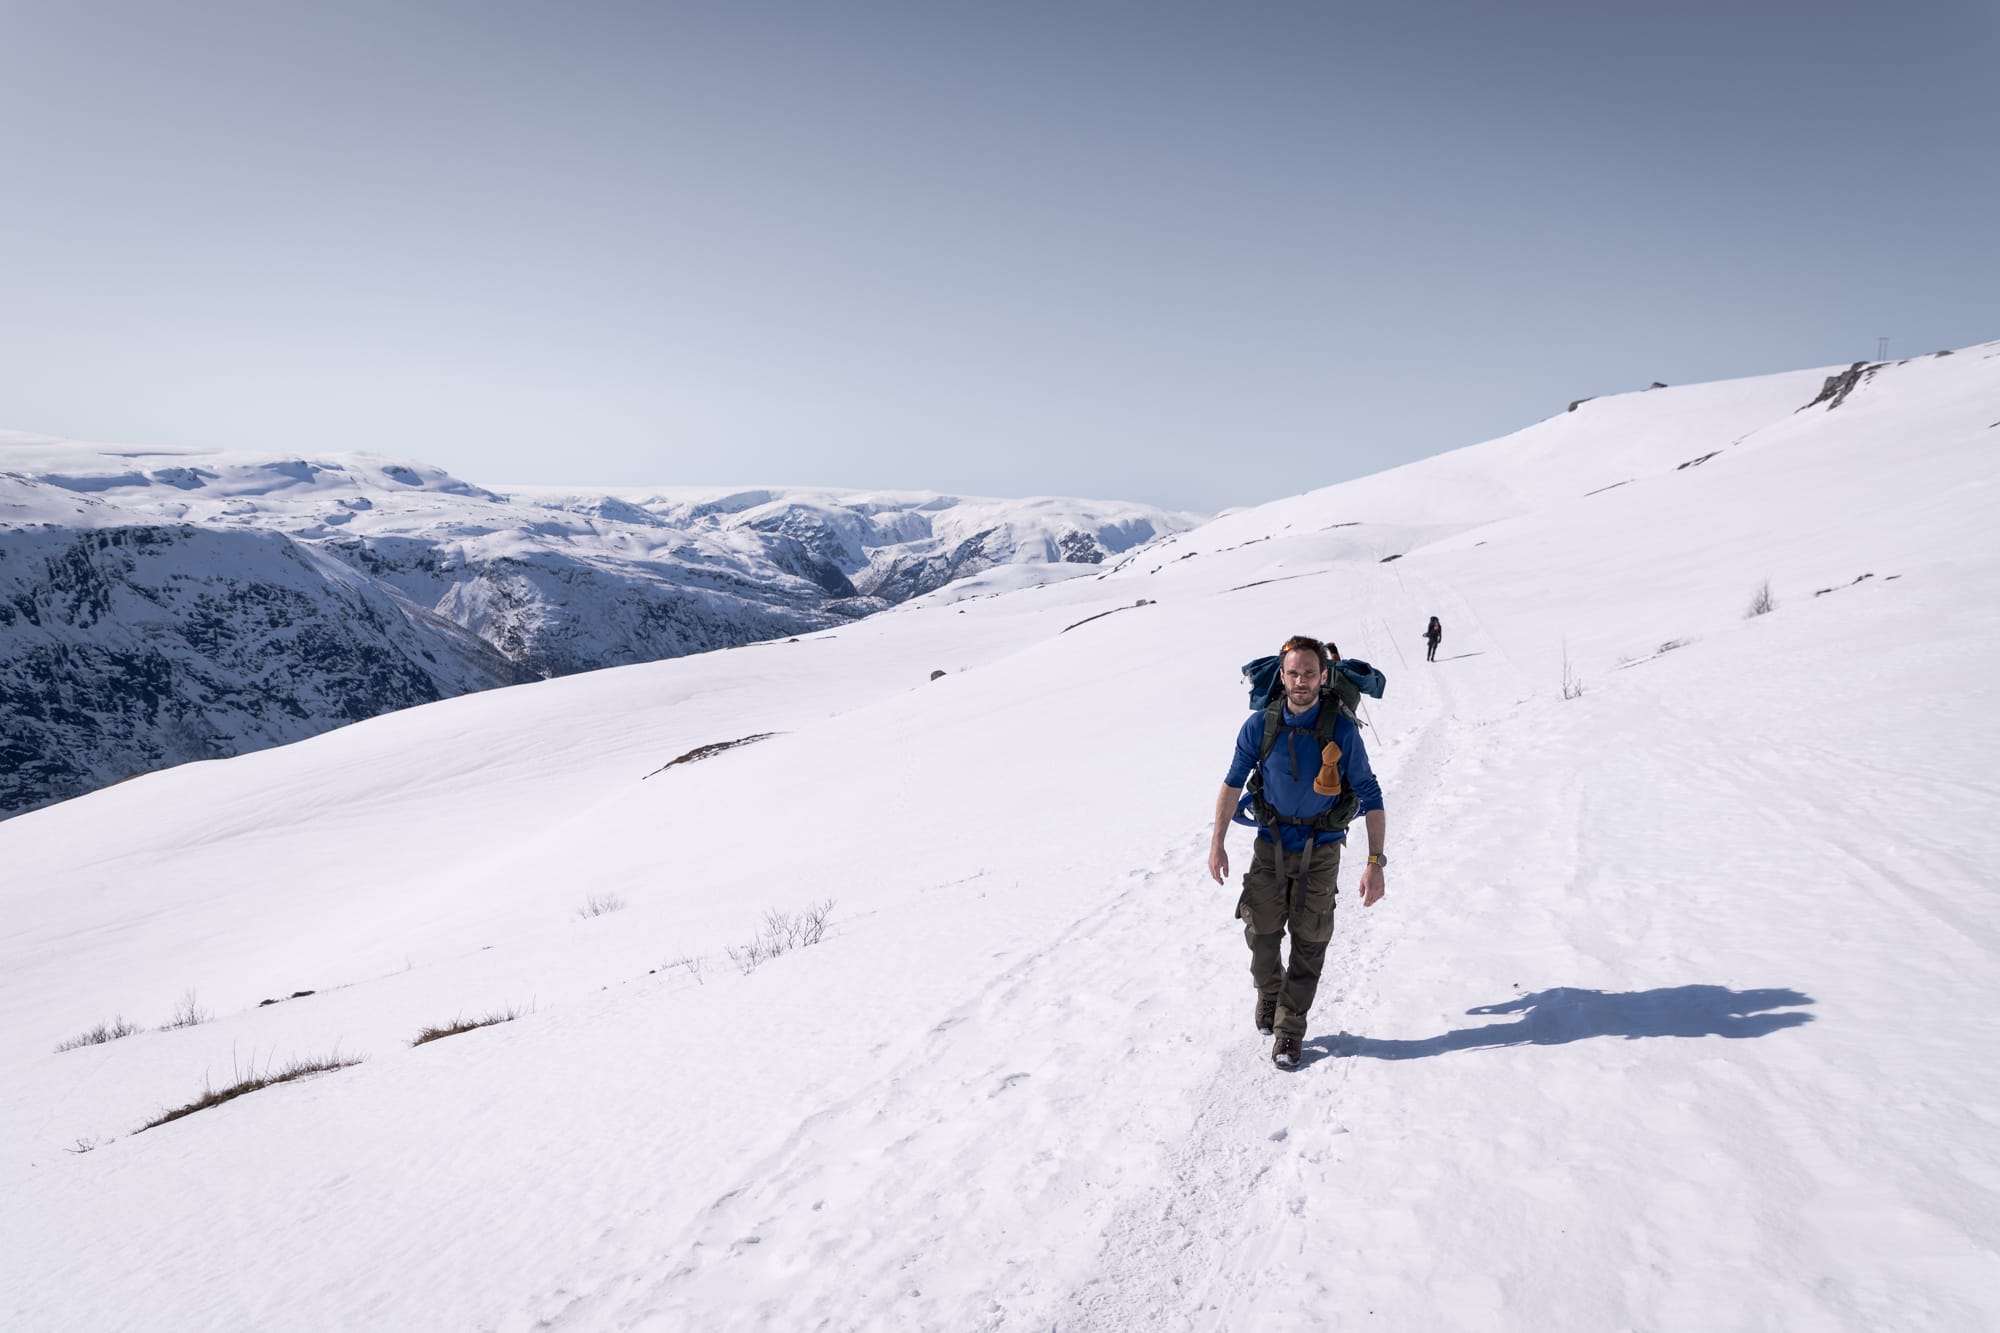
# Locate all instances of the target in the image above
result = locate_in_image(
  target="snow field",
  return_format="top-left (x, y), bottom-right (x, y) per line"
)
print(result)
top-left (3, 344), bottom-right (1998, 1330)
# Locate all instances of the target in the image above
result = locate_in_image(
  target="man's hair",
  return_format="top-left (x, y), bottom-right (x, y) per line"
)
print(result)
top-left (1279, 635), bottom-right (1331, 670)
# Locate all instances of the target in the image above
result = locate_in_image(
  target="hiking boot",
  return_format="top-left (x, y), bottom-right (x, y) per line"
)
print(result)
top-left (1272, 1032), bottom-right (1303, 1069)
top-left (1254, 993), bottom-right (1278, 1036)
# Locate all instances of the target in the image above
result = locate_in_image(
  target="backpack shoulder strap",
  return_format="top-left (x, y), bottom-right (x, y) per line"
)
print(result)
top-left (1257, 697), bottom-right (1284, 761)
top-left (1314, 697), bottom-right (1346, 745)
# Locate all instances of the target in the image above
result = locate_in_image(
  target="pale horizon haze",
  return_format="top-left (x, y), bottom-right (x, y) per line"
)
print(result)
top-left (1, 0), bottom-right (1994, 511)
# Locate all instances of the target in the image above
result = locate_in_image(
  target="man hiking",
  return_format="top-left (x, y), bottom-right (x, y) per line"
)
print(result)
top-left (1425, 616), bottom-right (1442, 662)
top-left (1208, 635), bottom-right (1387, 1068)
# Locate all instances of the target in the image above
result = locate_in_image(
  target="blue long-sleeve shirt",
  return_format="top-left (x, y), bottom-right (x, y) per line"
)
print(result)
top-left (1224, 700), bottom-right (1384, 850)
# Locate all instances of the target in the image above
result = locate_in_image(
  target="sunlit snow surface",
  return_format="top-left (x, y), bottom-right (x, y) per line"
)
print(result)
top-left (4, 347), bottom-right (1998, 1330)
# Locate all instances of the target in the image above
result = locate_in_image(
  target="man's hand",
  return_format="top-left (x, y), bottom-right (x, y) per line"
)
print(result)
top-left (1209, 784), bottom-right (1243, 886)
top-left (1357, 863), bottom-right (1386, 907)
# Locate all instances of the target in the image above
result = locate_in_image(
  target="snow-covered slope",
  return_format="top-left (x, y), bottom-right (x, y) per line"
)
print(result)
top-left (0, 437), bottom-right (1198, 815)
top-left (2, 344), bottom-right (1996, 1331)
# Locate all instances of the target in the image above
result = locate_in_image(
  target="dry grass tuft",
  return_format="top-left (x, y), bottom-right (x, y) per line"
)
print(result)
top-left (139, 1052), bottom-right (361, 1131)
top-left (410, 1006), bottom-right (523, 1047)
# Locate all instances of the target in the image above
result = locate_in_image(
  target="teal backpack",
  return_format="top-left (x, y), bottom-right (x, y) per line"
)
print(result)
top-left (1239, 651), bottom-right (1386, 712)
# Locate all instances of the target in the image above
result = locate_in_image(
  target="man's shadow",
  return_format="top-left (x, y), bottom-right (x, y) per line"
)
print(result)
top-left (1303, 985), bottom-right (1814, 1065)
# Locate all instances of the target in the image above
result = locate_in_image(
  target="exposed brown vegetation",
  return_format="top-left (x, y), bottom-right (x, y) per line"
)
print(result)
top-left (410, 1007), bottom-right (522, 1047)
top-left (140, 1052), bottom-right (361, 1131)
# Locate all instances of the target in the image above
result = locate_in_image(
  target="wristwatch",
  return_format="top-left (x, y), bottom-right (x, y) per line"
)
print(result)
top-left (1367, 852), bottom-right (1388, 868)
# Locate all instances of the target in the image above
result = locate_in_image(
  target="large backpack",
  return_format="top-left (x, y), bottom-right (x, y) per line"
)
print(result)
top-left (1233, 646), bottom-right (1387, 838)
top-left (1239, 652), bottom-right (1387, 713)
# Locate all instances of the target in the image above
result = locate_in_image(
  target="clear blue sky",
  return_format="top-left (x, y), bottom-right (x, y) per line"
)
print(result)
top-left (2, 1), bottom-right (1993, 511)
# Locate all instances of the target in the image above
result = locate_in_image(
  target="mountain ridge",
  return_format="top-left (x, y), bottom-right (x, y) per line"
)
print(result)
top-left (1, 437), bottom-right (1199, 816)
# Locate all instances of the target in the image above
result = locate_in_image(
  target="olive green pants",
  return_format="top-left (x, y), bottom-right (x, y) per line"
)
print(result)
top-left (1236, 836), bottom-right (1341, 1039)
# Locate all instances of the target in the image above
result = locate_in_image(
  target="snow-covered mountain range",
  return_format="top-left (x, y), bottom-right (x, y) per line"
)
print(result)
top-left (0, 435), bottom-right (1197, 817)
top-left (2, 343), bottom-right (1996, 1330)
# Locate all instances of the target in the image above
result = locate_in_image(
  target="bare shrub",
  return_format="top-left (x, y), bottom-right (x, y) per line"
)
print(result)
top-left (410, 1006), bottom-right (521, 1048)
top-left (665, 953), bottom-right (707, 985)
top-left (1746, 579), bottom-right (1776, 617)
top-left (66, 1137), bottom-right (100, 1155)
top-left (799, 898), bottom-right (836, 946)
top-left (576, 892), bottom-right (628, 919)
top-left (762, 907), bottom-right (802, 953)
top-left (140, 1050), bottom-right (361, 1131)
top-left (1657, 638), bottom-right (1692, 654)
top-left (726, 900), bottom-right (837, 975)
top-left (725, 939), bottom-right (770, 975)
top-left (1561, 640), bottom-right (1585, 701)
top-left (162, 989), bottom-right (210, 1031)
top-left (55, 1017), bottom-right (141, 1053)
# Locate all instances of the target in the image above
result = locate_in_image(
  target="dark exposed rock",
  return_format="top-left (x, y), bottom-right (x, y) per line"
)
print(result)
top-left (1056, 530), bottom-right (1105, 564)
top-left (1801, 362), bottom-right (1874, 412)
top-left (762, 535), bottom-right (860, 598)
top-left (854, 526), bottom-right (1004, 603)
top-left (0, 525), bottom-right (522, 820)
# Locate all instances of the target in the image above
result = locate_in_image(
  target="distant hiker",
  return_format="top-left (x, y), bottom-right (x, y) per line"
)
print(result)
top-left (1208, 635), bottom-right (1387, 1069)
top-left (1424, 616), bottom-right (1442, 662)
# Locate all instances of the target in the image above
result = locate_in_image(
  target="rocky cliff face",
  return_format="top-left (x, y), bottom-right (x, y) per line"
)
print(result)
top-left (321, 534), bottom-right (846, 678)
top-left (0, 508), bottom-right (522, 819)
top-left (1, 435), bottom-right (1201, 818)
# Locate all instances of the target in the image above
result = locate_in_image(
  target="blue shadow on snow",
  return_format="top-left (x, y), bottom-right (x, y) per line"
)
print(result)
top-left (1306, 985), bottom-right (1814, 1065)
